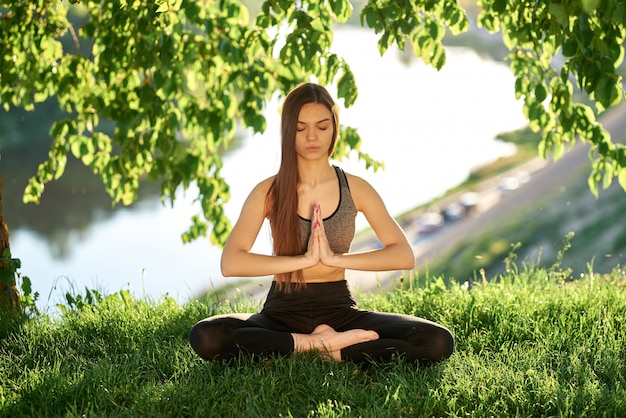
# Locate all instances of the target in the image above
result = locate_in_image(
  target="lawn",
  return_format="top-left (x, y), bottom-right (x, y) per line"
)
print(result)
top-left (2, 260), bottom-right (626, 417)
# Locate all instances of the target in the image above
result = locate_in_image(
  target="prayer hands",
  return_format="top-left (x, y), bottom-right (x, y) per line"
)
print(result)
top-left (305, 203), bottom-right (335, 267)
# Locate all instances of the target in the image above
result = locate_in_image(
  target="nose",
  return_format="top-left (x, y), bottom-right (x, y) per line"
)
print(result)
top-left (306, 128), bottom-right (317, 141)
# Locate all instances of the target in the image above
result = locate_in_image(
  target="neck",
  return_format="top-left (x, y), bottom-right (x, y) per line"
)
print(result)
top-left (297, 160), bottom-right (334, 186)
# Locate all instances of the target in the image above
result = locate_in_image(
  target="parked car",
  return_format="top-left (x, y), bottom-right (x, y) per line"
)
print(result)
top-left (499, 176), bottom-right (520, 194)
top-left (516, 170), bottom-right (530, 184)
top-left (459, 192), bottom-right (479, 214)
top-left (415, 212), bottom-right (444, 234)
top-left (442, 202), bottom-right (465, 221)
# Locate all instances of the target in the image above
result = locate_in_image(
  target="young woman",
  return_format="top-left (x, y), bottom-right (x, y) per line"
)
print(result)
top-left (189, 83), bottom-right (454, 364)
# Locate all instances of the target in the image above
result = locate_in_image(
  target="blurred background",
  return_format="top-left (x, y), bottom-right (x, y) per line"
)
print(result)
top-left (1, 2), bottom-right (624, 312)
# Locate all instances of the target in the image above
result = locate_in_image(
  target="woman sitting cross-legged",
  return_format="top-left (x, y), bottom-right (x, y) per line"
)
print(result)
top-left (189, 82), bottom-right (454, 364)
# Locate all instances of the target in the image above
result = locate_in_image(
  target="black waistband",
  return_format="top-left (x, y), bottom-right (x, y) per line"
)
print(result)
top-left (262, 280), bottom-right (356, 312)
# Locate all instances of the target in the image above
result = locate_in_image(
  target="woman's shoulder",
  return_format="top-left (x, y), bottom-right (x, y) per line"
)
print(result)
top-left (240, 176), bottom-right (276, 217)
top-left (249, 175), bottom-right (276, 198)
top-left (340, 170), bottom-right (381, 209)
top-left (256, 175), bottom-right (277, 188)
top-left (346, 169), bottom-right (382, 212)
top-left (342, 170), bottom-right (374, 192)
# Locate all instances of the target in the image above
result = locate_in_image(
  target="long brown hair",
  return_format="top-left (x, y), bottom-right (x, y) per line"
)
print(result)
top-left (266, 83), bottom-right (340, 290)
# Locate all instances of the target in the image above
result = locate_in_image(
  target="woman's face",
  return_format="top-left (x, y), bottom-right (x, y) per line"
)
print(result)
top-left (294, 103), bottom-right (334, 162)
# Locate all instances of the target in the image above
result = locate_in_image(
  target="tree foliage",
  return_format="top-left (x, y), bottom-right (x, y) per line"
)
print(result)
top-left (476, 0), bottom-right (626, 193)
top-left (0, 0), bottom-right (624, 249)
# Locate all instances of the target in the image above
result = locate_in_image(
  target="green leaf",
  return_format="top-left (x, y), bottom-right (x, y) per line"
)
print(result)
top-left (535, 84), bottom-right (547, 102)
top-left (552, 139), bottom-right (565, 160)
top-left (20, 276), bottom-right (33, 296)
top-left (310, 17), bottom-right (326, 32)
top-left (337, 66), bottom-right (358, 107)
top-left (428, 20), bottom-right (443, 42)
top-left (593, 76), bottom-right (622, 111)
top-left (562, 39), bottom-right (577, 57)
top-left (493, 0), bottom-right (507, 13)
top-left (156, 0), bottom-right (169, 13)
top-left (361, 7), bottom-right (379, 31)
top-left (329, 0), bottom-right (353, 23)
top-left (548, 3), bottom-right (569, 27)
top-left (582, 0), bottom-right (601, 13)
top-left (602, 160), bottom-right (615, 189)
top-left (429, 43), bottom-right (446, 70)
top-left (588, 164), bottom-right (600, 196)
top-left (618, 167), bottom-right (626, 191)
top-left (614, 3), bottom-right (626, 27)
top-left (70, 137), bottom-right (84, 160)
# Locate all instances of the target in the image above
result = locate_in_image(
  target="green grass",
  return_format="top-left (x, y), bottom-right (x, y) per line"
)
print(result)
top-left (2, 262), bottom-right (626, 417)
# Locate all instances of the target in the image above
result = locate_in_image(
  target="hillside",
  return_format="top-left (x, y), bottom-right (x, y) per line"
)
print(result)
top-left (369, 102), bottom-right (626, 289)
top-left (424, 147), bottom-right (626, 284)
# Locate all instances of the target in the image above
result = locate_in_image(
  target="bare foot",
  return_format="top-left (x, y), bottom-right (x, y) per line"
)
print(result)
top-left (292, 324), bottom-right (379, 361)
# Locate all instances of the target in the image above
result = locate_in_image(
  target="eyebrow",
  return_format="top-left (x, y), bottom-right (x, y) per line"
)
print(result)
top-left (297, 118), bottom-right (331, 124)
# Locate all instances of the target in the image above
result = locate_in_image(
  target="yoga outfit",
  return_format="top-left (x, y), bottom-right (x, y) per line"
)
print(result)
top-left (298, 166), bottom-right (356, 254)
top-left (189, 166), bottom-right (455, 364)
top-left (189, 280), bottom-right (454, 363)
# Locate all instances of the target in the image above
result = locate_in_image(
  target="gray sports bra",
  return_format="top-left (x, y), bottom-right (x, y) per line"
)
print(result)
top-left (298, 166), bottom-right (357, 254)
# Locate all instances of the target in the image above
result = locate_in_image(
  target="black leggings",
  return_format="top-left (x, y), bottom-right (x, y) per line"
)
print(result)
top-left (189, 280), bottom-right (454, 364)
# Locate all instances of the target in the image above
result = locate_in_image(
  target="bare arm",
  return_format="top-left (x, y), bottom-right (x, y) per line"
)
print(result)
top-left (314, 175), bottom-right (415, 272)
top-left (220, 178), bottom-right (318, 277)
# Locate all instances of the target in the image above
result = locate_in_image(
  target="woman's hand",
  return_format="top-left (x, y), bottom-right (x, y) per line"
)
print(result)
top-left (304, 210), bottom-right (320, 267)
top-left (306, 203), bottom-right (336, 267)
top-left (315, 205), bottom-right (336, 265)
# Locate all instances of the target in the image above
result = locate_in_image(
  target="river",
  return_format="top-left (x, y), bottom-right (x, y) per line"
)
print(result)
top-left (6, 27), bottom-right (527, 311)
